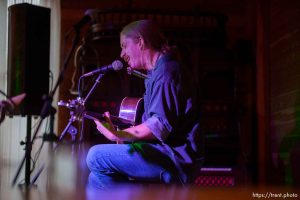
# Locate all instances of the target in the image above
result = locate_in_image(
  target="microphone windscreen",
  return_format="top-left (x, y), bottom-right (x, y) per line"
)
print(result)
top-left (112, 60), bottom-right (123, 71)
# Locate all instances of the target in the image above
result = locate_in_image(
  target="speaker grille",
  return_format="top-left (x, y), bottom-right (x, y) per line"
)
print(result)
top-left (193, 167), bottom-right (235, 187)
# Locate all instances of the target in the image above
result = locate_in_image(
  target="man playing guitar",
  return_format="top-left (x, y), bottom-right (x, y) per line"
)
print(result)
top-left (86, 19), bottom-right (203, 189)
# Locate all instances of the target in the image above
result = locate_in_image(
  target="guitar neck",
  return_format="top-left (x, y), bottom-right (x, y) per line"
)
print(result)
top-left (84, 111), bottom-right (134, 127)
top-left (83, 97), bottom-right (143, 128)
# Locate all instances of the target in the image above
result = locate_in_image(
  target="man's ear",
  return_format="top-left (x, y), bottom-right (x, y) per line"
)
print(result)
top-left (137, 36), bottom-right (144, 50)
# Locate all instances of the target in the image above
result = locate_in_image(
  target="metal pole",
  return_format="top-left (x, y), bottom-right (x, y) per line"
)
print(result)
top-left (24, 115), bottom-right (32, 186)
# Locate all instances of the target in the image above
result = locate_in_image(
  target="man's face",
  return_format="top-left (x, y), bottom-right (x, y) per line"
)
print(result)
top-left (120, 35), bottom-right (143, 70)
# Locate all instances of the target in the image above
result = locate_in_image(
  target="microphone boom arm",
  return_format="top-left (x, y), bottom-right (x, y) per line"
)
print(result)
top-left (81, 73), bottom-right (104, 106)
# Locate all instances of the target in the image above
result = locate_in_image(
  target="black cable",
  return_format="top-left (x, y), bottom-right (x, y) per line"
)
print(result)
top-left (0, 90), bottom-right (8, 98)
top-left (31, 140), bottom-right (45, 173)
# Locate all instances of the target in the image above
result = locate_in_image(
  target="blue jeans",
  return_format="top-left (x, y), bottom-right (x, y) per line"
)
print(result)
top-left (86, 143), bottom-right (181, 190)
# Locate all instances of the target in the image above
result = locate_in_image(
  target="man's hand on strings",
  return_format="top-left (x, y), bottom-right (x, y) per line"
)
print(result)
top-left (93, 111), bottom-right (123, 143)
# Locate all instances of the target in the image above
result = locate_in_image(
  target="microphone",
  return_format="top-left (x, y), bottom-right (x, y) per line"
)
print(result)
top-left (81, 60), bottom-right (123, 77)
top-left (127, 67), bottom-right (149, 79)
top-left (73, 9), bottom-right (96, 30)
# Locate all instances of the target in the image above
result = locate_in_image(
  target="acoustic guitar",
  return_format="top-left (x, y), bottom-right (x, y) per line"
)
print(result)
top-left (118, 97), bottom-right (144, 127)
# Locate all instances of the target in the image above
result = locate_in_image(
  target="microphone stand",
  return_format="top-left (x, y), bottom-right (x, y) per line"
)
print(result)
top-left (56, 73), bottom-right (104, 144)
top-left (12, 27), bottom-right (81, 187)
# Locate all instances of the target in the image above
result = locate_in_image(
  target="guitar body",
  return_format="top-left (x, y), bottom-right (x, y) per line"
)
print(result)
top-left (118, 97), bottom-right (144, 126)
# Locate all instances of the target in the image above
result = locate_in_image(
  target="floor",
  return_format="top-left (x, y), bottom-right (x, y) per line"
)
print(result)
top-left (1, 142), bottom-right (299, 200)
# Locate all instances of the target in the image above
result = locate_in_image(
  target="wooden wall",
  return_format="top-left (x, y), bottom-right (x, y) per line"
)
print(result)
top-left (268, 0), bottom-right (300, 185)
top-left (256, 0), bottom-right (300, 185)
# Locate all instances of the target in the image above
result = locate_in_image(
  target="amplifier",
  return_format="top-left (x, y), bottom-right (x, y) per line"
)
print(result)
top-left (194, 167), bottom-right (235, 187)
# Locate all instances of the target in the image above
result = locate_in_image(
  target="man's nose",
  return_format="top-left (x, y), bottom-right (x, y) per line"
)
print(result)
top-left (120, 50), bottom-right (125, 58)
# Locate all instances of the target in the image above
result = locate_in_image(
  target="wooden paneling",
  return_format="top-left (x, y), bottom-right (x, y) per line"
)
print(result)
top-left (268, 0), bottom-right (300, 185)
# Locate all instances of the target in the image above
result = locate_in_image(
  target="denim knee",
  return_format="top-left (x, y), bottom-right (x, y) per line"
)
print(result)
top-left (86, 146), bottom-right (99, 171)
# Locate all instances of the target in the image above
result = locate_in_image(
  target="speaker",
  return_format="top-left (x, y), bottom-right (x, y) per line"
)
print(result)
top-left (7, 3), bottom-right (50, 116)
